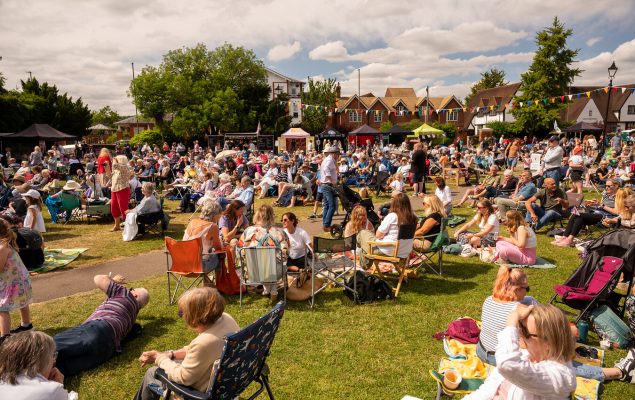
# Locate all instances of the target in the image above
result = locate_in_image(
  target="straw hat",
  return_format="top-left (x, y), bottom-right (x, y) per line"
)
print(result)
top-left (63, 180), bottom-right (82, 191)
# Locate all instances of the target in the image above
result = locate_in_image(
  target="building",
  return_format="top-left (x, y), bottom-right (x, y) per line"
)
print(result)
top-left (330, 87), bottom-right (464, 133)
top-left (114, 116), bottom-right (156, 137)
top-left (463, 83), bottom-right (521, 136)
top-left (265, 67), bottom-right (304, 125)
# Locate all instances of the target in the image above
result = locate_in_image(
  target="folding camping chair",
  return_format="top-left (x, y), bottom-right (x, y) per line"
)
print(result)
top-left (58, 192), bottom-right (84, 224)
top-left (138, 197), bottom-right (166, 237)
top-left (164, 236), bottom-right (220, 304)
top-left (550, 256), bottom-right (625, 323)
top-left (151, 302), bottom-right (285, 400)
top-left (365, 224), bottom-right (417, 297)
top-left (311, 235), bottom-right (357, 307)
top-left (236, 246), bottom-right (286, 307)
top-left (411, 218), bottom-right (450, 276)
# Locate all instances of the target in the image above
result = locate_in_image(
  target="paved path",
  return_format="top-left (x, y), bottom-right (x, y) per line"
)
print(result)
top-left (31, 188), bottom-right (460, 303)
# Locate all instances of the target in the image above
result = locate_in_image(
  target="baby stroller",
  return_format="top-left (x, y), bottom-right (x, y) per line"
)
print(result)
top-left (330, 184), bottom-right (380, 239)
top-left (370, 171), bottom-right (391, 197)
top-left (550, 229), bottom-right (635, 323)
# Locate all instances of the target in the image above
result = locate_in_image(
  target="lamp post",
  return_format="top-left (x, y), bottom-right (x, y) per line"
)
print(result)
top-left (604, 61), bottom-right (618, 137)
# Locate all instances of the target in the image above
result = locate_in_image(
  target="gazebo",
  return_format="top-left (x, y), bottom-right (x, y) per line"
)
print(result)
top-left (8, 124), bottom-right (76, 140)
top-left (385, 125), bottom-right (412, 144)
top-left (565, 121), bottom-right (603, 135)
top-left (412, 123), bottom-right (444, 137)
top-left (278, 127), bottom-right (314, 153)
top-left (348, 124), bottom-right (381, 145)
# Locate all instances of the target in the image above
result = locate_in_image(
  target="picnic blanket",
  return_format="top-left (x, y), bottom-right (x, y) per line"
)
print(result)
top-left (506, 257), bottom-right (557, 269)
top-left (29, 248), bottom-right (88, 273)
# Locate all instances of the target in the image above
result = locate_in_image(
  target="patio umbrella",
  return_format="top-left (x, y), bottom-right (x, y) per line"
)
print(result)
top-left (215, 150), bottom-right (240, 160)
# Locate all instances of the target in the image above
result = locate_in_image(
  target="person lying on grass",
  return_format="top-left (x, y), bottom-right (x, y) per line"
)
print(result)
top-left (53, 274), bottom-right (149, 377)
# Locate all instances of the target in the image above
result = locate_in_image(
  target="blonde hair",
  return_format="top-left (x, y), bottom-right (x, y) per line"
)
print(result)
top-left (616, 188), bottom-right (634, 218)
top-left (623, 194), bottom-right (635, 220)
top-left (475, 199), bottom-right (494, 225)
top-left (346, 205), bottom-right (369, 236)
top-left (505, 210), bottom-right (527, 235)
top-left (423, 194), bottom-right (446, 217)
top-left (492, 265), bottom-right (527, 302)
top-left (141, 181), bottom-right (155, 195)
top-left (530, 304), bottom-right (576, 363)
top-left (0, 331), bottom-right (56, 385)
top-left (178, 287), bottom-right (225, 329)
top-left (253, 205), bottom-right (275, 227)
top-left (99, 147), bottom-right (111, 158)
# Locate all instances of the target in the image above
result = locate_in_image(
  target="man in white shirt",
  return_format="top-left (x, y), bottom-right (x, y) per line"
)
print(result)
top-left (319, 145), bottom-right (340, 232)
top-left (542, 136), bottom-right (563, 186)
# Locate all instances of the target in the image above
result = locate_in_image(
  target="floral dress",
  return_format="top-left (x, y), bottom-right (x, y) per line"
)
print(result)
top-left (0, 246), bottom-right (33, 312)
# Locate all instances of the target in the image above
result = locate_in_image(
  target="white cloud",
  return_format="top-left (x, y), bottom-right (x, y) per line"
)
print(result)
top-left (309, 41), bottom-right (350, 62)
top-left (267, 41), bottom-right (302, 61)
top-left (586, 37), bottom-right (602, 47)
top-left (576, 39), bottom-right (635, 86)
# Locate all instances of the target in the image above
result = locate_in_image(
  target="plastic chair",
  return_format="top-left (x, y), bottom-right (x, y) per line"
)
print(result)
top-left (236, 246), bottom-right (286, 306)
top-left (164, 237), bottom-right (218, 304)
top-left (151, 302), bottom-right (285, 400)
top-left (411, 218), bottom-right (450, 276)
top-left (311, 235), bottom-right (357, 307)
top-left (365, 224), bottom-right (417, 297)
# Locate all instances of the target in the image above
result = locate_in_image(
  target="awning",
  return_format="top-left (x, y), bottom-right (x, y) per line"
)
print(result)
top-left (281, 127), bottom-right (310, 138)
top-left (412, 123), bottom-right (444, 136)
top-left (349, 124), bottom-right (380, 135)
top-left (318, 128), bottom-right (346, 139)
top-left (8, 124), bottom-right (76, 139)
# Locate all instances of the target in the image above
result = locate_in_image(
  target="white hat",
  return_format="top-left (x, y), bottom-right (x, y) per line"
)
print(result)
top-left (63, 180), bottom-right (82, 191)
top-left (22, 189), bottom-right (40, 199)
top-left (325, 145), bottom-right (341, 153)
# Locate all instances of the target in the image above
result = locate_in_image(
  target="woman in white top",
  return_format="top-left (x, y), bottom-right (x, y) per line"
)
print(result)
top-left (495, 210), bottom-right (537, 265)
top-left (356, 193), bottom-right (417, 268)
top-left (22, 190), bottom-right (46, 234)
top-left (454, 199), bottom-right (498, 248)
top-left (0, 331), bottom-right (75, 400)
top-left (433, 176), bottom-right (452, 216)
top-left (281, 212), bottom-right (312, 272)
top-left (464, 304), bottom-right (576, 400)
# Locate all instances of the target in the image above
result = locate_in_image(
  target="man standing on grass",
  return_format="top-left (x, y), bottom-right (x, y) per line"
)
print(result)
top-left (542, 136), bottom-right (563, 187)
top-left (319, 145), bottom-right (340, 233)
top-left (54, 274), bottom-right (149, 376)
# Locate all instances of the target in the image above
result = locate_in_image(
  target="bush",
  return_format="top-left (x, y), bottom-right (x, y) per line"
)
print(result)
top-left (130, 128), bottom-right (173, 147)
top-left (105, 133), bottom-right (118, 144)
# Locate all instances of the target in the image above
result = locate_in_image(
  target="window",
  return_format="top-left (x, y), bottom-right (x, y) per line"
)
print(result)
top-left (374, 111), bottom-right (382, 123)
top-left (489, 109), bottom-right (497, 117)
top-left (628, 105), bottom-right (635, 115)
top-left (589, 110), bottom-right (593, 117)
top-left (477, 109), bottom-right (485, 118)
top-left (349, 110), bottom-right (361, 123)
top-left (396, 105), bottom-right (406, 116)
top-left (293, 112), bottom-right (298, 118)
top-left (447, 110), bottom-right (458, 121)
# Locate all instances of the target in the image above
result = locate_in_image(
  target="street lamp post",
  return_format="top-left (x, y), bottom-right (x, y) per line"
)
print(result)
top-left (604, 61), bottom-right (618, 137)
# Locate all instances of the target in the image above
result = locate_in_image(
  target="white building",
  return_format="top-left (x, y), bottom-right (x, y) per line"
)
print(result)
top-left (265, 67), bottom-right (304, 126)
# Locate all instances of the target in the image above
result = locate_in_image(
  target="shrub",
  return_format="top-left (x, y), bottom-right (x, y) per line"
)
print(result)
top-left (130, 128), bottom-right (173, 147)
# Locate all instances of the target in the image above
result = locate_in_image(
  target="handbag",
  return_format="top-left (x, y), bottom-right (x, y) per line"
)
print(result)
top-left (215, 245), bottom-right (241, 295)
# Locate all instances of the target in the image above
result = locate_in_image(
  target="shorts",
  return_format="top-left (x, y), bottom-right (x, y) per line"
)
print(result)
top-left (316, 192), bottom-right (323, 202)
top-left (570, 169), bottom-right (584, 182)
top-left (412, 171), bottom-right (425, 183)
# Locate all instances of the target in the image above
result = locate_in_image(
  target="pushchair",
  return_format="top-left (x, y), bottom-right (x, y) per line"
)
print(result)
top-left (550, 229), bottom-right (635, 323)
top-left (330, 184), bottom-right (380, 239)
top-left (369, 171), bottom-right (390, 197)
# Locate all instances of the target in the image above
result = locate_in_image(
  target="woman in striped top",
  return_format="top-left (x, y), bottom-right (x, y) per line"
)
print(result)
top-left (477, 266), bottom-right (536, 366)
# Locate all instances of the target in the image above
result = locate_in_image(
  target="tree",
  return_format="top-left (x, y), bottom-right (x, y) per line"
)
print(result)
top-left (91, 106), bottom-right (122, 126)
top-left (485, 121), bottom-right (521, 138)
top-left (511, 17), bottom-right (581, 135)
top-left (379, 121), bottom-right (393, 133)
top-left (403, 119), bottom-right (423, 132)
top-left (464, 67), bottom-right (508, 105)
top-left (301, 78), bottom-right (338, 134)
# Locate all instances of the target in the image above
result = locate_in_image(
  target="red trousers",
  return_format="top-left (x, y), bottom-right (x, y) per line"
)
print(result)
top-left (111, 187), bottom-right (130, 219)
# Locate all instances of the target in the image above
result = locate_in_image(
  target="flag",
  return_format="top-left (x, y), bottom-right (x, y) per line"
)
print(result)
top-left (256, 121), bottom-right (261, 135)
top-left (554, 120), bottom-right (561, 133)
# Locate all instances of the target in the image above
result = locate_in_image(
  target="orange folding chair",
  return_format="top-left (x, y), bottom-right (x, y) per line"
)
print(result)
top-left (165, 237), bottom-right (220, 304)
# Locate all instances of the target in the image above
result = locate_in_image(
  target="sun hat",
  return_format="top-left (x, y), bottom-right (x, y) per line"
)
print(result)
top-left (63, 180), bottom-right (82, 191)
top-left (12, 175), bottom-right (26, 184)
top-left (22, 189), bottom-right (40, 199)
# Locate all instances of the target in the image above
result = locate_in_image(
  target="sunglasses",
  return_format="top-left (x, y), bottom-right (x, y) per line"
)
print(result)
top-left (519, 322), bottom-right (539, 339)
top-left (281, 218), bottom-right (290, 222)
top-left (177, 310), bottom-right (184, 318)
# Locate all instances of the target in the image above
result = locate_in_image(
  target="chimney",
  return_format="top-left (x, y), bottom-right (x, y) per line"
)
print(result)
top-left (336, 83), bottom-right (341, 98)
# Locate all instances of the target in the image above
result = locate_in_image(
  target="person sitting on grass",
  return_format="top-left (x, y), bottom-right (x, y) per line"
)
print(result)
top-left (53, 274), bottom-right (149, 377)
top-left (413, 195), bottom-right (446, 251)
top-left (216, 176), bottom-right (254, 213)
top-left (0, 331), bottom-right (77, 399)
top-left (454, 199), bottom-right (499, 249)
top-left (218, 200), bottom-right (249, 248)
top-left (456, 165), bottom-right (501, 208)
top-left (135, 287), bottom-right (239, 400)
top-left (494, 210), bottom-right (537, 266)
top-left (465, 304), bottom-right (576, 400)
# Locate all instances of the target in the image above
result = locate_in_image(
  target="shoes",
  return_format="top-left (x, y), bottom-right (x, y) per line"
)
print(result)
top-left (615, 348), bottom-right (635, 382)
top-left (309, 213), bottom-right (317, 219)
top-left (0, 334), bottom-right (10, 345)
top-left (10, 323), bottom-right (33, 334)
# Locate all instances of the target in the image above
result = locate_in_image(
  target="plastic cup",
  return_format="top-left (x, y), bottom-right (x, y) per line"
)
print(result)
top-left (443, 369), bottom-right (462, 389)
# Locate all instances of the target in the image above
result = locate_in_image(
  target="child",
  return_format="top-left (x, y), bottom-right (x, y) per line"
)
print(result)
top-left (0, 218), bottom-right (33, 342)
top-left (389, 172), bottom-right (405, 194)
top-left (22, 189), bottom-right (46, 233)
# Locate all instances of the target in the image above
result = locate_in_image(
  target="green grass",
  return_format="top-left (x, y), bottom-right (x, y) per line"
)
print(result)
top-left (23, 189), bottom-right (635, 399)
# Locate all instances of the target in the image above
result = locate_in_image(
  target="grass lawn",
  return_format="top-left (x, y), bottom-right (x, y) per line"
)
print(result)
top-left (24, 186), bottom-right (635, 399)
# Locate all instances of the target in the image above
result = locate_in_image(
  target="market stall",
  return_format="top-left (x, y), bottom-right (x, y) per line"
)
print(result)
top-left (278, 127), bottom-right (314, 153)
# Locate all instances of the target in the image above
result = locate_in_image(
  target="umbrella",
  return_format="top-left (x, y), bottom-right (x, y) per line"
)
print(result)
top-left (215, 150), bottom-right (240, 160)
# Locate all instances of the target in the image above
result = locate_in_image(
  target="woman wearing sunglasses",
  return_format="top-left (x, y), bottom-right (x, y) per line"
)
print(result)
top-left (135, 287), bottom-right (239, 400)
top-left (476, 266), bottom-right (536, 366)
top-left (465, 304), bottom-right (576, 400)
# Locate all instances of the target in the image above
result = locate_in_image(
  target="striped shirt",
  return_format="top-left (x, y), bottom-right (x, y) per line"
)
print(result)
top-left (479, 295), bottom-right (536, 353)
top-left (84, 282), bottom-right (139, 352)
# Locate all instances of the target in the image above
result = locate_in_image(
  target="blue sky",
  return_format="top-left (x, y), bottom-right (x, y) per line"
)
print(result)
top-left (1, 0), bottom-right (634, 114)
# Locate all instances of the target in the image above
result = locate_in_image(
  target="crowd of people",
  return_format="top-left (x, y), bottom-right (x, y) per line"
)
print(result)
top-left (1, 130), bottom-right (635, 398)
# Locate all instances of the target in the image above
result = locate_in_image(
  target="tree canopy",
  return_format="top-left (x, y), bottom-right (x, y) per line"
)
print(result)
top-left (464, 67), bottom-right (508, 106)
top-left (301, 78), bottom-right (338, 134)
top-left (91, 106), bottom-right (122, 127)
top-left (511, 17), bottom-right (581, 135)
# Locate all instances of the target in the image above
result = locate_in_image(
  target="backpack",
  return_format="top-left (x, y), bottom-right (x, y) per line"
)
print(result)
top-left (589, 305), bottom-right (633, 348)
top-left (344, 271), bottom-right (394, 304)
top-left (432, 317), bottom-right (481, 344)
top-left (15, 227), bottom-right (43, 249)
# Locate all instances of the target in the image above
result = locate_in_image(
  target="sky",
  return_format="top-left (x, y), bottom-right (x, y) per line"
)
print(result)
top-left (1, 0), bottom-right (634, 116)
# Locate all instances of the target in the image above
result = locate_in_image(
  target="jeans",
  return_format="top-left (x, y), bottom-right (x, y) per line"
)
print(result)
top-left (573, 361), bottom-right (605, 381)
top-left (544, 168), bottom-right (561, 186)
top-left (322, 185), bottom-right (337, 227)
top-left (135, 366), bottom-right (162, 400)
top-left (476, 341), bottom-right (496, 366)
top-left (526, 204), bottom-right (561, 230)
top-left (54, 319), bottom-right (116, 376)
top-left (216, 196), bottom-right (231, 210)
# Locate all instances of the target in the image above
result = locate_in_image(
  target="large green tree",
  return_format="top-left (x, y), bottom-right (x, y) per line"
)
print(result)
top-left (130, 43), bottom-right (269, 138)
top-left (91, 106), bottom-right (122, 126)
top-left (301, 78), bottom-right (338, 134)
top-left (464, 67), bottom-right (508, 106)
top-left (511, 17), bottom-right (581, 135)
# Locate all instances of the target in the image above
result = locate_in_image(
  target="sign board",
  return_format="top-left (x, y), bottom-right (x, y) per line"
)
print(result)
top-left (530, 152), bottom-right (542, 174)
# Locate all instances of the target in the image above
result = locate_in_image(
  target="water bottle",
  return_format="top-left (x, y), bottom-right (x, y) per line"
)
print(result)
top-left (577, 320), bottom-right (589, 344)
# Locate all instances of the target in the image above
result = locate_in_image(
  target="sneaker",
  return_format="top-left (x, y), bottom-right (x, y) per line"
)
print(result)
top-left (308, 213), bottom-right (317, 219)
top-left (615, 348), bottom-right (635, 383)
top-left (10, 323), bottom-right (33, 333)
